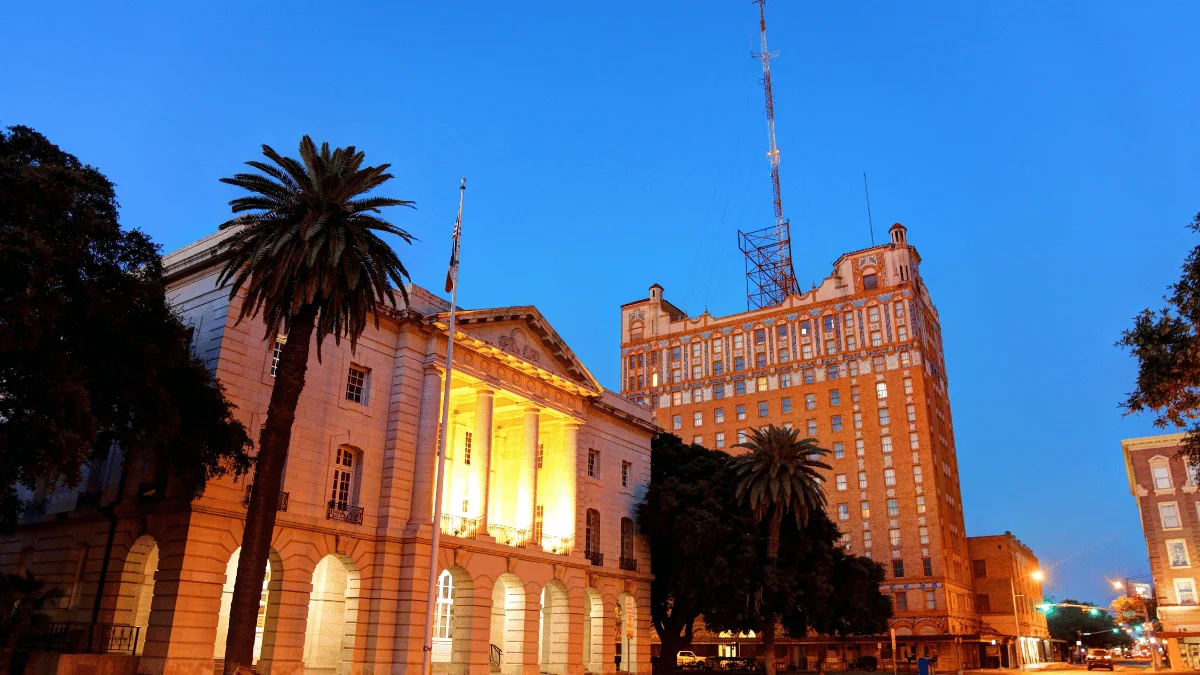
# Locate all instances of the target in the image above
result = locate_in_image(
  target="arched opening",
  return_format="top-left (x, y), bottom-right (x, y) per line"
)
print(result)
top-left (432, 567), bottom-right (474, 675)
top-left (584, 588), bottom-right (603, 674)
top-left (490, 573), bottom-right (526, 675)
top-left (538, 581), bottom-right (569, 675)
top-left (122, 536), bottom-right (160, 655)
top-left (616, 592), bottom-right (637, 673)
top-left (303, 555), bottom-right (361, 675)
top-left (214, 547), bottom-right (282, 669)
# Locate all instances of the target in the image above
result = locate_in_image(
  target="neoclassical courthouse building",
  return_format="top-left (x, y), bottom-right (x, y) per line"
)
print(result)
top-left (0, 229), bottom-right (655, 675)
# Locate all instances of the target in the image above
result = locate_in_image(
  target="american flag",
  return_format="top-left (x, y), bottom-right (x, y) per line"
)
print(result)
top-left (445, 179), bottom-right (465, 293)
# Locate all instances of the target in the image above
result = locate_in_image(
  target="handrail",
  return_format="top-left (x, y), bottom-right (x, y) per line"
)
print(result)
top-left (488, 524), bottom-right (531, 548)
top-left (587, 551), bottom-right (604, 567)
top-left (539, 534), bottom-right (574, 556)
top-left (441, 514), bottom-right (482, 539)
top-left (326, 501), bottom-right (364, 524)
top-left (619, 556), bottom-right (638, 572)
top-left (21, 622), bottom-right (140, 654)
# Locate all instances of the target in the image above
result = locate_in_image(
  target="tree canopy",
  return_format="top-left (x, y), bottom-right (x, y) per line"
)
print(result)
top-left (0, 125), bottom-right (253, 529)
top-left (1045, 599), bottom-right (1133, 649)
top-left (1120, 213), bottom-right (1200, 464)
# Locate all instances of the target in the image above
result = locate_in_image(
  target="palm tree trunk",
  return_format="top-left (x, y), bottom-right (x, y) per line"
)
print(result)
top-left (222, 305), bottom-right (317, 675)
top-left (762, 506), bottom-right (781, 675)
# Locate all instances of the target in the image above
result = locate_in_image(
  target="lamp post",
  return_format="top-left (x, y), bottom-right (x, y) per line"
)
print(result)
top-left (1010, 569), bottom-right (1046, 671)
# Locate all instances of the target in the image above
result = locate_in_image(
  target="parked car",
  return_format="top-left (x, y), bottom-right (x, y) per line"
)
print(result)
top-left (677, 651), bottom-right (706, 669)
top-left (1086, 648), bottom-right (1115, 671)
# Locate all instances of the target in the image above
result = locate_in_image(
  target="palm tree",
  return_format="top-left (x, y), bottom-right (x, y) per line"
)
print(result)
top-left (0, 571), bottom-right (66, 675)
top-left (215, 136), bottom-right (414, 675)
top-left (731, 425), bottom-right (830, 675)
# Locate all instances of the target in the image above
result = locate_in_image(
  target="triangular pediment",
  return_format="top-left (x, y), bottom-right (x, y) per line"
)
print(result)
top-left (442, 307), bottom-right (602, 392)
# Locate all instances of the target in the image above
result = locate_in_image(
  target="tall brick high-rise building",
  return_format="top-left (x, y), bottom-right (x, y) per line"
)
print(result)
top-left (620, 224), bottom-right (982, 665)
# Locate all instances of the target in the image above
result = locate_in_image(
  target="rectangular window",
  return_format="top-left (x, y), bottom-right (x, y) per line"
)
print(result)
top-left (898, 326), bottom-right (908, 341)
top-left (712, 339), bottom-right (723, 354)
top-left (805, 393), bottom-right (816, 410)
top-left (737, 429), bottom-right (747, 444)
top-left (652, 351), bottom-right (660, 365)
top-left (778, 348), bottom-right (790, 363)
top-left (777, 324), bottom-right (788, 339)
top-left (904, 378), bottom-right (913, 395)
top-left (755, 329), bottom-right (766, 344)
top-left (831, 415), bottom-right (843, 432)
top-left (972, 560), bottom-right (987, 578)
top-left (907, 405), bottom-right (917, 422)
top-left (926, 591), bottom-right (937, 609)
top-left (782, 397), bottom-right (792, 413)
top-left (692, 387), bottom-right (703, 402)
top-left (881, 436), bottom-right (893, 453)
top-left (889, 528), bottom-right (902, 547)
top-left (884, 469), bottom-right (896, 486)
top-left (270, 336), bottom-right (286, 377)
top-left (1153, 465), bottom-right (1173, 490)
top-left (464, 431), bottom-right (473, 465)
top-left (833, 442), bottom-right (845, 458)
top-left (844, 311), bottom-right (854, 327)
top-left (807, 419), bottom-right (817, 435)
top-left (756, 353), bottom-right (767, 368)
top-left (622, 461), bottom-right (631, 488)
top-left (803, 369), bottom-right (815, 384)
top-left (735, 381), bottom-right (746, 396)
top-left (836, 474), bottom-right (847, 491)
top-left (894, 301), bottom-right (905, 318)
top-left (780, 373), bottom-right (792, 388)
top-left (825, 339), bottom-right (838, 354)
top-left (853, 412), bottom-right (863, 430)
top-left (802, 344), bottom-right (814, 359)
top-left (672, 347), bottom-right (681, 361)
top-left (861, 501), bottom-right (871, 518)
top-left (756, 376), bottom-right (768, 391)
top-left (887, 499), bottom-right (899, 516)
top-left (714, 361), bottom-right (724, 376)
top-left (847, 335), bottom-right (857, 351)
top-left (976, 594), bottom-right (991, 612)
top-left (693, 411), bottom-right (703, 427)
top-left (692, 342), bottom-right (702, 357)
top-left (1177, 578), bottom-right (1198, 605)
top-left (823, 316), bottom-right (835, 332)
top-left (830, 389), bottom-right (841, 405)
top-left (873, 355), bottom-right (886, 371)
top-left (856, 439), bottom-right (865, 456)
top-left (673, 391), bottom-right (682, 406)
top-left (827, 364), bottom-right (840, 380)
top-left (916, 495), bottom-right (926, 513)
top-left (672, 415), bottom-right (682, 430)
top-left (900, 351), bottom-right (912, 368)
top-left (651, 372), bottom-right (659, 387)
top-left (838, 503), bottom-right (850, 520)
top-left (858, 471), bottom-right (868, 489)
top-left (894, 592), bottom-right (908, 611)
top-left (864, 531), bottom-right (873, 550)
top-left (714, 384), bottom-right (725, 399)
top-left (758, 401), bottom-right (769, 417)
top-left (919, 526), bottom-right (930, 545)
top-left (737, 404), bottom-right (747, 420)
top-left (913, 466), bottom-right (923, 483)
top-left (692, 365), bottom-right (702, 379)
top-left (734, 357), bottom-right (745, 372)
top-left (797, 321), bottom-right (809, 336)
top-left (876, 382), bottom-right (888, 399)
top-left (588, 450), bottom-right (599, 478)
top-left (672, 368), bottom-right (681, 383)
top-left (868, 306), bottom-right (881, 323)
top-left (878, 408), bottom-right (890, 426)
top-left (715, 408), bottom-right (725, 423)
top-left (871, 331), bottom-right (883, 347)
top-left (716, 432), bottom-right (726, 448)
top-left (910, 432), bottom-right (920, 449)
top-left (346, 365), bottom-right (369, 403)
top-left (1168, 540), bottom-right (1191, 568)
top-left (851, 386), bottom-right (860, 403)
top-left (1161, 502), bottom-right (1183, 529)
top-left (330, 446), bottom-right (355, 509)
top-left (892, 560), bottom-right (905, 578)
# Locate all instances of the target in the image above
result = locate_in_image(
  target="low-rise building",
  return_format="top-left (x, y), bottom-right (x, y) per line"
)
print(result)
top-left (0, 229), bottom-right (655, 675)
top-left (966, 533), bottom-right (1051, 667)
top-left (1122, 432), bottom-right (1200, 669)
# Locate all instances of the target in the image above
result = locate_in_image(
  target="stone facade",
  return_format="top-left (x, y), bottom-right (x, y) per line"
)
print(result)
top-left (0, 229), bottom-right (655, 675)
top-left (965, 534), bottom-right (1051, 666)
top-left (1122, 432), bottom-right (1200, 669)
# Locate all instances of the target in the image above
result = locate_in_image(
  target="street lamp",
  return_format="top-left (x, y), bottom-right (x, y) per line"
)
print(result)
top-left (1010, 569), bottom-right (1046, 672)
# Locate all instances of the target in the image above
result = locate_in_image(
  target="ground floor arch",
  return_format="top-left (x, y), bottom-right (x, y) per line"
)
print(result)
top-left (124, 534), bottom-right (159, 655)
top-left (303, 554), bottom-right (361, 675)
top-left (616, 592), bottom-right (638, 673)
top-left (490, 572), bottom-right (526, 675)
top-left (584, 588), bottom-right (604, 674)
top-left (538, 580), bottom-right (569, 675)
top-left (432, 567), bottom-right (475, 675)
top-left (214, 546), bottom-right (283, 668)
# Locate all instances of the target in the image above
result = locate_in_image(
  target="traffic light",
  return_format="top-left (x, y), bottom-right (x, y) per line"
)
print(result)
top-left (1089, 608), bottom-right (1100, 616)
top-left (1112, 629), bottom-right (1119, 634)
top-left (1037, 603), bottom-right (1054, 613)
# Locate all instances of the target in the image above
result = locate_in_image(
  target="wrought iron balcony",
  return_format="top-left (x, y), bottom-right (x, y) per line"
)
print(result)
top-left (243, 484), bottom-right (289, 511)
top-left (586, 551), bottom-right (604, 567)
top-left (21, 622), bottom-right (140, 654)
top-left (539, 534), bottom-right (574, 556)
top-left (326, 501), bottom-right (364, 525)
top-left (619, 556), bottom-right (638, 572)
top-left (489, 524), bottom-right (531, 548)
top-left (441, 514), bottom-right (482, 539)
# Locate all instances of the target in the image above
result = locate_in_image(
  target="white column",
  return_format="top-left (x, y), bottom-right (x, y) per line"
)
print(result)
top-left (562, 421), bottom-right (581, 545)
top-left (408, 363), bottom-right (444, 527)
top-left (473, 386), bottom-right (495, 530)
top-left (519, 405), bottom-right (540, 531)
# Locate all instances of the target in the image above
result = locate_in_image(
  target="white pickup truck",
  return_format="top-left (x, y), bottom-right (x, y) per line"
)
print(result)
top-left (676, 652), bottom-right (705, 669)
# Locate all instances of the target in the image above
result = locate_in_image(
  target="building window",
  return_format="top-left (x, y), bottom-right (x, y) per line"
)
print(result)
top-left (755, 353), bottom-right (767, 368)
top-left (714, 384), bottom-right (725, 399)
top-left (858, 471), bottom-right (868, 489)
top-left (831, 415), bottom-right (843, 432)
top-left (534, 504), bottom-right (544, 541)
top-left (714, 361), bottom-right (724, 376)
top-left (847, 335), bottom-right (857, 351)
top-left (1178, 578), bottom-right (1198, 605)
top-left (777, 324), bottom-right (788, 340)
top-left (692, 435), bottom-right (702, 445)
top-left (836, 474), bottom-right (847, 491)
top-left (692, 365), bottom-right (702, 379)
top-left (588, 450), bottom-right (600, 478)
top-left (830, 389), bottom-right (841, 405)
top-left (900, 351), bottom-right (912, 368)
top-left (926, 591), bottom-right (937, 609)
top-left (907, 405), bottom-right (917, 422)
top-left (910, 432), bottom-right (920, 449)
top-left (692, 342), bottom-right (702, 358)
top-left (856, 439), bottom-right (865, 456)
top-left (737, 404), bottom-right (747, 420)
top-left (672, 368), bottom-right (681, 383)
top-left (904, 378), bottom-right (913, 395)
top-left (734, 334), bottom-right (744, 349)
top-left (833, 442), bottom-right (845, 459)
top-left (806, 419), bottom-right (817, 435)
top-left (803, 369), bottom-right (815, 384)
top-left (820, 316), bottom-right (833, 332)
top-left (735, 381), bottom-right (746, 396)
top-left (330, 446), bottom-right (357, 510)
top-left (270, 336), bottom-right (286, 377)
top-left (888, 529), bottom-right (902, 548)
top-left (873, 355), bottom-right (886, 371)
top-left (827, 364), bottom-right (840, 380)
top-left (868, 306), bottom-right (881, 323)
top-left (802, 344), bottom-right (814, 359)
top-left (892, 560), bottom-right (904, 578)
top-left (884, 469), bottom-right (896, 486)
top-left (916, 496), bottom-right (926, 513)
top-left (898, 326), bottom-right (908, 341)
top-left (802, 393), bottom-right (814, 410)
top-left (972, 560), bottom-right (987, 578)
top-left (780, 373), bottom-right (792, 388)
top-left (781, 397), bottom-right (792, 413)
top-left (861, 501), bottom-right (871, 518)
top-left (672, 415), bottom-right (682, 430)
top-left (825, 339), bottom-right (838, 354)
top-left (1161, 502), bottom-right (1182, 529)
top-left (919, 526), bottom-right (930, 545)
top-left (737, 429), bottom-right (747, 444)
top-left (464, 432), bottom-right (473, 465)
top-left (651, 373), bottom-right (659, 387)
top-left (894, 592), bottom-right (908, 611)
top-left (346, 365), bottom-right (369, 403)
top-left (913, 466), bottom-right (923, 483)
top-left (585, 509), bottom-right (601, 558)
top-left (863, 273), bottom-right (879, 290)
top-left (887, 499), bottom-right (899, 516)
top-left (778, 349), bottom-right (790, 363)
top-left (713, 339), bottom-right (723, 354)
top-left (838, 503), bottom-right (849, 520)
top-left (894, 301), bottom-right (905, 318)
top-left (734, 357), bottom-right (745, 372)
top-left (851, 386), bottom-right (860, 403)
top-left (881, 436), bottom-right (893, 453)
top-left (758, 401), bottom-right (768, 417)
top-left (693, 411), bottom-right (703, 427)
top-left (1168, 540), bottom-right (1191, 568)
top-left (756, 376), bottom-right (768, 391)
top-left (864, 531), bottom-right (873, 550)
top-left (715, 408), bottom-right (725, 424)
top-left (672, 391), bottom-right (683, 406)
top-left (870, 331), bottom-right (883, 347)
top-left (876, 382), bottom-right (888, 399)
top-left (692, 387), bottom-right (703, 402)
top-left (754, 329), bottom-right (766, 344)
top-left (878, 408), bottom-right (890, 426)
top-left (672, 347), bottom-right (681, 361)
top-left (853, 412), bottom-right (863, 430)
top-left (1152, 461), bottom-right (1173, 490)
top-left (716, 432), bottom-right (726, 448)
top-left (434, 570), bottom-right (455, 639)
top-left (621, 517), bottom-right (635, 562)
top-left (800, 321), bottom-right (811, 336)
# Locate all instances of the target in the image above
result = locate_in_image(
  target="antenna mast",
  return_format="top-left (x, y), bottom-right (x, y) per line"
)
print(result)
top-left (739, 0), bottom-right (800, 310)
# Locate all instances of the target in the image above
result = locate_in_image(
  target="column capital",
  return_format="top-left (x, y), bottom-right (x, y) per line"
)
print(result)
top-left (471, 381), bottom-right (496, 396)
top-left (520, 403), bottom-right (542, 415)
top-left (561, 418), bottom-right (585, 430)
top-left (422, 361), bottom-right (445, 375)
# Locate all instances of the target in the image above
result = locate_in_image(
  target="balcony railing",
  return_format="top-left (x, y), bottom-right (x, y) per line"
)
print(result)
top-left (538, 534), bottom-right (574, 556)
top-left (619, 556), bottom-right (638, 572)
top-left (441, 514), bottom-right (482, 539)
top-left (21, 623), bottom-right (140, 654)
top-left (243, 484), bottom-right (289, 511)
top-left (326, 501), bottom-right (364, 525)
top-left (586, 551), bottom-right (604, 567)
top-left (489, 524), bottom-right (531, 548)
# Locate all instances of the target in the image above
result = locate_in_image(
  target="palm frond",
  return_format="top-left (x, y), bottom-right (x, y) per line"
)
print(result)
top-left (731, 424), bottom-right (831, 527)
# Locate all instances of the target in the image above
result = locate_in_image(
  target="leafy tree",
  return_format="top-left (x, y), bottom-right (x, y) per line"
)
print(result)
top-left (215, 136), bottom-right (415, 675)
top-left (0, 125), bottom-right (252, 530)
top-left (1045, 599), bottom-right (1133, 649)
top-left (0, 571), bottom-right (67, 675)
top-left (1119, 213), bottom-right (1200, 465)
top-left (637, 434), bottom-right (756, 675)
top-left (729, 425), bottom-right (831, 675)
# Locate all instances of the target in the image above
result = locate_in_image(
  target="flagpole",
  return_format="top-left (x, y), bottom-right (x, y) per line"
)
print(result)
top-left (421, 177), bottom-right (466, 675)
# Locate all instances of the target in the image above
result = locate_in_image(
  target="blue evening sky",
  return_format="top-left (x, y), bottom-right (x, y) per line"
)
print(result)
top-left (5, 1), bottom-right (1198, 603)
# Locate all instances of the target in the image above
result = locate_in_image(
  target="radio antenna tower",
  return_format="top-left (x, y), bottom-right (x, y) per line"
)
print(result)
top-left (738, 0), bottom-right (800, 310)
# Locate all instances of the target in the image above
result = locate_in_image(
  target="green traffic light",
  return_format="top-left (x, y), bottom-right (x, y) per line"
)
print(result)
top-left (1089, 608), bottom-right (1100, 616)
top-left (1113, 629), bottom-right (1119, 633)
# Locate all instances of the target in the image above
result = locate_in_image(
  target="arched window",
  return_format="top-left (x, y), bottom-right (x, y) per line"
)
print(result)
top-left (629, 321), bottom-right (644, 341)
top-left (330, 446), bottom-right (360, 510)
top-left (434, 570), bottom-right (454, 640)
